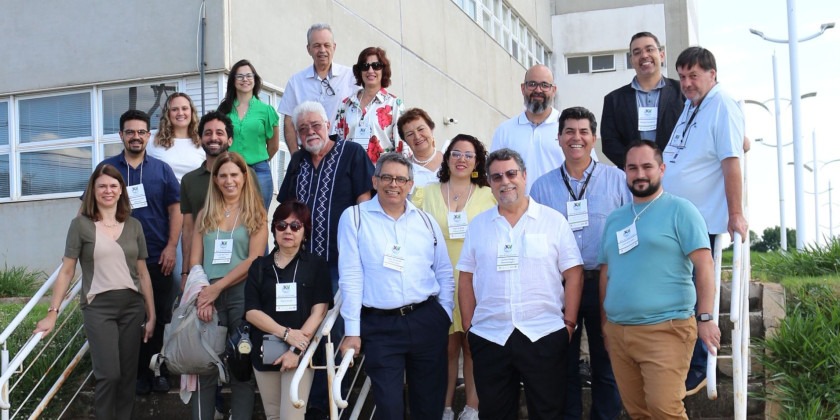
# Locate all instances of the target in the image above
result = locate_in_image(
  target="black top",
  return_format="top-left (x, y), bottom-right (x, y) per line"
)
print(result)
top-left (600, 77), bottom-right (685, 169)
top-left (244, 249), bottom-right (333, 371)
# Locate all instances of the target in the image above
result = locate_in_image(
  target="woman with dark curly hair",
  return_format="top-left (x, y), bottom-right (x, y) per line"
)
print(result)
top-left (411, 134), bottom-right (495, 420)
top-left (333, 47), bottom-right (405, 163)
top-left (218, 59), bottom-right (280, 210)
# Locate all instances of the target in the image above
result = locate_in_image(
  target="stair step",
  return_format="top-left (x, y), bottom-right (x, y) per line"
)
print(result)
top-left (716, 312), bottom-right (764, 344)
top-left (719, 282), bottom-right (762, 313)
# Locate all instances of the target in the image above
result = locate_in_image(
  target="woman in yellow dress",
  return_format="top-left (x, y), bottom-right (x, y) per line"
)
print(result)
top-left (411, 134), bottom-right (495, 420)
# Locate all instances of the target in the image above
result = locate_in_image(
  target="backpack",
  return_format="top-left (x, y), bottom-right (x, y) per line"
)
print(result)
top-left (150, 290), bottom-right (228, 382)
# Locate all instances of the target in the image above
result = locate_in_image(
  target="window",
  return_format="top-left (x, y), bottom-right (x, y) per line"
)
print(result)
top-left (592, 55), bottom-right (615, 72)
top-left (567, 53), bottom-right (622, 74)
top-left (1, 79), bottom-right (182, 201)
top-left (452, 0), bottom-right (550, 67)
top-left (102, 83), bottom-right (177, 135)
top-left (567, 57), bottom-right (589, 74)
top-left (19, 93), bottom-right (91, 143)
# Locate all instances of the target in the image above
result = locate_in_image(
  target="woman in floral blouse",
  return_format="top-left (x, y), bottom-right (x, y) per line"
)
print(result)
top-left (333, 47), bottom-right (405, 163)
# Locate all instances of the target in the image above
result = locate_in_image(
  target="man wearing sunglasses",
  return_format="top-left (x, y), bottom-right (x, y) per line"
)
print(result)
top-left (457, 148), bottom-right (584, 419)
top-left (96, 109), bottom-right (181, 395)
top-left (490, 65), bottom-right (596, 194)
top-left (338, 152), bottom-right (454, 419)
top-left (530, 107), bottom-right (628, 419)
top-left (278, 23), bottom-right (357, 153)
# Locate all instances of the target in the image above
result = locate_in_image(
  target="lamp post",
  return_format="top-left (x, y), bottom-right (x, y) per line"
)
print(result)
top-left (802, 158), bottom-right (840, 244)
top-left (750, 3), bottom-right (834, 250)
top-left (744, 90), bottom-right (816, 251)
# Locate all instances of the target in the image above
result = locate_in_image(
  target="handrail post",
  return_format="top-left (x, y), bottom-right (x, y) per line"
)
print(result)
top-left (706, 234), bottom-right (724, 400)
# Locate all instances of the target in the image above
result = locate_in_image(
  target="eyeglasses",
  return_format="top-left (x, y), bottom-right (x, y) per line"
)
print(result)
top-left (489, 169), bottom-right (520, 183)
top-left (122, 129), bottom-right (149, 136)
top-left (234, 73), bottom-right (255, 81)
top-left (297, 122), bottom-right (325, 135)
top-left (376, 174), bottom-right (410, 186)
top-left (359, 62), bottom-right (385, 71)
top-left (275, 220), bottom-right (303, 232)
top-left (523, 81), bottom-right (554, 90)
top-left (631, 46), bottom-right (661, 57)
top-left (450, 151), bottom-right (476, 161)
top-left (321, 78), bottom-right (335, 96)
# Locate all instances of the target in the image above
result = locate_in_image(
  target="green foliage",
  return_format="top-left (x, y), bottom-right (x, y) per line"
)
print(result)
top-left (757, 283), bottom-right (840, 419)
top-left (752, 226), bottom-right (797, 253)
top-left (0, 265), bottom-right (44, 297)
top-left (752, 237), bottom-right (840, 281)
top-left (0, 302), bottom-right (87, 418)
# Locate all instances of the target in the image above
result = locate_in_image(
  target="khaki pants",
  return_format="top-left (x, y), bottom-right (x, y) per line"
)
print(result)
top-left (253, 367), bottom-right (313, 420)
top-left (603, 318), bottom-right (697, 419)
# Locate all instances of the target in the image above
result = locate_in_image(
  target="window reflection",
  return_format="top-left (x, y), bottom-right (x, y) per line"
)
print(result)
top-left (21, 147), bottom-right (91, 196)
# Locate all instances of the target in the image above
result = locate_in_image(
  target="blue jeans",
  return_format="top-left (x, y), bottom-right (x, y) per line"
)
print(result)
top-left (565, 271), bottom-right (621, 420)
top-left (250, 160), bottom-right (273, 211)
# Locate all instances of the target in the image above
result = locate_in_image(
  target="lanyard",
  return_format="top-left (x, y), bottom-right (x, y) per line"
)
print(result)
top-left (272, 258), bottom-right (300, 284)
top-left (124, 160), bottom-right (144, 187)
top-left (631, 191), bottom-right (665, 223)
top-left (214, 210), bottom-right (240, 241)
top-left (560, 162), bottom-right (596, 201)
top-left (681, 99), bottom-right (704, 139)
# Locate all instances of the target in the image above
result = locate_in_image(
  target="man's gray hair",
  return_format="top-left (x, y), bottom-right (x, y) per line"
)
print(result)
top-left (374, 152), bottom-right (414, 181)
top-left (486, 148), bottom-right (526, 174)
top-left (292, 101), bottom-right (329, 128)
top-left (307, 23), bottom-right (333, 45)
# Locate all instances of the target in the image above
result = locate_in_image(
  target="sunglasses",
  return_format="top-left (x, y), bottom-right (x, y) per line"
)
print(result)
top-left (359, 62), bottom-right (385, 71)
top-left (274, 220), bottom-right (303, 232)
top-left (489, 169), bottom-right (520, 183)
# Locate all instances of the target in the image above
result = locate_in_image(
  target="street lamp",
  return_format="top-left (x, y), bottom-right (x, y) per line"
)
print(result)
top-left (750, 1), bottom-right (834, 250)
top-left (743, 90), bottom-right (816, 251)
top-left (788, 157), bottom-right (840, 244)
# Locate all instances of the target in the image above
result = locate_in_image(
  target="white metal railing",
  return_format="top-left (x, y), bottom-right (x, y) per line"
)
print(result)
top-left (1, 265), bottom-right (84, 419)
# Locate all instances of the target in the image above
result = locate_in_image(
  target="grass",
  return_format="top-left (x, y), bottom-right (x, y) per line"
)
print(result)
top-left (756, 282), bottom-right (840, 419)
top-left (0, 265), bottom-right (44, 297)
top-left (0, 301), bottom-right (88, 418)
top-left (751, 237), bottom-right (840, 282)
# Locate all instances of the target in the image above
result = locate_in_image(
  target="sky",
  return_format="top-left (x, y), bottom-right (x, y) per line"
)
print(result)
top-left (696, 0), bottom-right (840, 246)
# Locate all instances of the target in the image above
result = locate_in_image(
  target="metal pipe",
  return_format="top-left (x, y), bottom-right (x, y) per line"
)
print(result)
top-left (200, 0), bottom-right (207, 114)
top-left (772, 53), bottom-right (787, 251)
top-left (812, 129), bottom-right (819, 243)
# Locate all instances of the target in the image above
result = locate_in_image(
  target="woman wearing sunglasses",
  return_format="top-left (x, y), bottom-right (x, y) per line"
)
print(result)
top-left (243, 200), bottom-right (332, 420)
top-left (218, 59), bottom-right (280, 210)
top-left (411, 135), bottom-right (496, 420)
top-left (334, 47), bottom-right (405, 163)
top-left (189, 152), bottom-right (268, 419)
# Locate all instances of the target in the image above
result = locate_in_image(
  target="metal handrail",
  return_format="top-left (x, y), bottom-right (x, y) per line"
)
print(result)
top-left (332, 348), bottom-right (354, 409)
top-left (706, 234), bottom-right (725, 400)
top-left (1, 265), bottom-right (82, 414)
top-left (289, 292), bottom-right (343, 409)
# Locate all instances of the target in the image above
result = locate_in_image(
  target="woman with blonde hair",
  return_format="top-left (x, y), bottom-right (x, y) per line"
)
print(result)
top-left (35, 164), bottom-right (156, 419)
top-left (189, 151), bottom-right (268, 420)
top-left (148, 92), bottom-right (206, 182)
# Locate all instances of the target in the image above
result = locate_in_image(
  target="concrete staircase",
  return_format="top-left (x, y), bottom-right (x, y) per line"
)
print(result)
top-left (58, 282), bottom-right (783, 419)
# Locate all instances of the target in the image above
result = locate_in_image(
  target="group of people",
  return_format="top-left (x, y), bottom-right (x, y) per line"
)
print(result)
top-left (32, 23), bottom-right (746, 420)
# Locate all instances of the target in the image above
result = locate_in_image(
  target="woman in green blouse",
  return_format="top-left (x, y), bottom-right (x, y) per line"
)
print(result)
top-left (218, 59), bottom-right (280, 210)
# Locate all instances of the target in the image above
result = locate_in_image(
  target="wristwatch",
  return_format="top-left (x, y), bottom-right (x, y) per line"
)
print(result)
top-left (696, 313), bottom-right (713, 322)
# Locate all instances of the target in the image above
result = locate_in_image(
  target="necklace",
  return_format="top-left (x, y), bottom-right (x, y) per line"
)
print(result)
top-left (412, 152), bottom-right (436, 165)
top-left (224, 204), bottom-right (239, 218)
top-left (631, 191), bottom-right (665, 222)
top-left (449, 183), bottom-right (472, 202)
top-left (101, 220), bottom-right (118, 228)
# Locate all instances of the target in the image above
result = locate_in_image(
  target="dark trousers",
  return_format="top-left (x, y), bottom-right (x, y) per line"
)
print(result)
top-left (192, 282), bottom-right (255, 420)
top-left (83, 289), bottom-right (146, 420)
top-left (138, 262), bottom-right (173, 379)
top-left (689, 235), bottom-right (717, 375)
top-left (470, 328), bottom-right (570, 420)
top-left (565, 271), bottom-right (621, 420)
top-left (361, 299), bottom-right (450, 420)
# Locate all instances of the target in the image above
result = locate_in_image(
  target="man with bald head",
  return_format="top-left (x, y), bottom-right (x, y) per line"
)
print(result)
top-left (490, 65), bottom-right (565, 194)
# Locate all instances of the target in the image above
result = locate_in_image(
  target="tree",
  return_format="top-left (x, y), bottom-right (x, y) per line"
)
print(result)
top-left (753, 226), bottom-right (797, 252)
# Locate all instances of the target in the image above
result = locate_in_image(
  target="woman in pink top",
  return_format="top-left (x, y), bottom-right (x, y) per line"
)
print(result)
top-left (35, 164), bottom-right (156, 420)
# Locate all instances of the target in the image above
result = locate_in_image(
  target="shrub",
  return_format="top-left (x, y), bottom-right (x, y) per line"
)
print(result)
top-left (757, 283), bottom-right (840, 419)
top-left (752, 237), bottom-right (840, 281)
top-left (0, 265), bottom-right (44, 297)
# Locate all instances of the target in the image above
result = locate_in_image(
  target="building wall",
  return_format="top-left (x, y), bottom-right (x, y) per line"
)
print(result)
top-left (1, 0), bottom-right (548, 273)
top-left (550, 0), bottom-right (696, 160)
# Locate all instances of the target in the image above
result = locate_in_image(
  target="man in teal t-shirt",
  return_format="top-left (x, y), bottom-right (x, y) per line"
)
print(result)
top-left (597, 140), bottom-right (721, 419)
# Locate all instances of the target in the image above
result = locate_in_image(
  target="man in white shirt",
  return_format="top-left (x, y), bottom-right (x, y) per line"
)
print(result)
top-left (338, 152), bottom-right (454, 420)
top-left (277, 23), bottom-right (357, 152)
top-left (458, 148), bottom-right (584, 419)
top-left (661, 46), bottom-right (746, 395)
